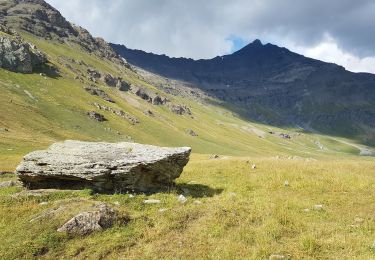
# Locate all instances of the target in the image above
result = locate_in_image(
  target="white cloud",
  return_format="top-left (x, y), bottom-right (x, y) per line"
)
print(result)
top-left (289, 36), bottom-right (375, 73)
top-left (45, 0), bottom-right (375, 73)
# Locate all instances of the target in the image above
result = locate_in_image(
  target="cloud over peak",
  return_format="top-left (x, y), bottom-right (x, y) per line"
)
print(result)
top-left (46, 0), bottom-right (375, 73)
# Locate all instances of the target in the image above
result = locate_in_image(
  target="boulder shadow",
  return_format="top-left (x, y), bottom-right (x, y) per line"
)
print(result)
top-left (173, 183), bottom-right (223, 198)
top-left (33, 63), bottom-right (60, 79)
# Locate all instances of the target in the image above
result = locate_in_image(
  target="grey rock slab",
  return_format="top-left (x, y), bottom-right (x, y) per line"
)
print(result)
top-left (16, 140), bottom-right (191, 192)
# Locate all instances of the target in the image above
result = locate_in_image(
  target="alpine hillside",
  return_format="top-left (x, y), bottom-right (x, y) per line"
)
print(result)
top-left (111, 40), bottom-right (375, 146)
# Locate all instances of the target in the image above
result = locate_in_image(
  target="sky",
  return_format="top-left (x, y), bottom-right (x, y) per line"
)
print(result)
top-left (45, 0), bottom-right (375, 73)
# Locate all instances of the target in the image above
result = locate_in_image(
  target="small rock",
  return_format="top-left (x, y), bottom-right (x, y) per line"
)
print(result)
top-left (228, 192), bottom-right (237, 197)
top-left (87, 111), bottom-right (107, 122)
top-left (57, 203), bottom-right (117, 236)
top-left (269, 254), bottom-right (286, 260)
top-left (303, 208), bottom-right (310, 212)
top-left (193, 200), bottom-right (202, 205)
top-left (39, 202), bottom-right (49, 206)
top-left (313, 204), bottom-right (323, 211)
top-left (251, 164), bottom-right (257, 170)
top-left (128, 194), bottom-right (135, 198)
top-left (186, 129), bottom-right (198, 137)
top-left (210, 154), bottom-right (219, 159)
top-left (372, 240), bottom-right (375, 249)
top-left (284, 180), bottom-right (289, 187)
top-left (113, 201), bottom-right (120, 206)
top-left (159, 208), bottom-right (168, 213)
top-left (0, 180), bottom-right (21, 188)
top-left (144, 199), bottom-right (161, 204)
top-left (177, 194), bottom-right (187, 204)
top-left (354, 217), bottom-right (364, 223)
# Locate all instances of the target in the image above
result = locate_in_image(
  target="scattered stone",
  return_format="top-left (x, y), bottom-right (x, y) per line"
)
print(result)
top-left (279, 133), bottom-right (291, 139)
top-left (178, 194), bottom-right (187, 204)
top-left (0, 180), bottom-right (21, 188)
top-left (93, 102), bottom-right (139, 124)
top-left (39, 202), bottom-right (49, 206)
top-left (284, 180), bottom-right (289, 187)
top-left (0, 128), bottom-right (9, 132)
top-left (87, 111), bottom-right (107, 122)
top-left (84, 86), bottom-right (114, 103)
top-left (303, 208), bottom-right (310, 212)
top-left (128, 194), bottom-right (135, 198)
top-left (102, 73), bottom-right (117, 87)
top-left (313, 204), bottom-right (324, 211)
top-left (186, 129), bottom-right (198, 137)
top-left (11, 189), bottom-right (71, 198)
top-left (57, 203), bottom-right (118, 236)
top-left (0, 35), bottom-right (47, 73)
top-left (251, 164), bottom-right (257, 170)
top-left (144, 199), bottom-right (161, 204)
top-left (193, 200), bottom-right (202, 205)
top-left (16, 140), bottom-right (191, 192)
top-left (30, 205), bottom-right (66, 223)
top-left (354, 217), bottom-right (364, 223)
top-left (169, 104), bottom-right (192, 115)
top-left (269, 254), bottom-right (287, 260)
top-left (314, 140), bottom-right (325, 150)
top-left (210, 154), bottom-right (219, 159)
top-left (131, 86), bottom-right (168, 105)
top-left (117, 80), bottom-right (131, 92)
top-left (144, 110), bottom-right (154, 117)
top-left (87, 68), bottom-right (101, 79)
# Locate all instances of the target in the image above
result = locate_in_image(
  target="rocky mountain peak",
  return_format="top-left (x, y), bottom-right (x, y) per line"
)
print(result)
top-left (0, 0), bottom-right (128, 66)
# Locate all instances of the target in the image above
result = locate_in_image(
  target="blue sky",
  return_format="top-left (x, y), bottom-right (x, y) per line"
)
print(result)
top-left (227, 35), bottom-right (248, 53)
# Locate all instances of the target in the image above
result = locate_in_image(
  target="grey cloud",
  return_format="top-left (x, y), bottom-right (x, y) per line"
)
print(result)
top-left (46, 0), bottom-right (375, 59)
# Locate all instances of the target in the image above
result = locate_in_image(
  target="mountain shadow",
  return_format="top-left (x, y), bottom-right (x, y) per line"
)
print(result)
top-left (111, 40), bottom-right (375, 147)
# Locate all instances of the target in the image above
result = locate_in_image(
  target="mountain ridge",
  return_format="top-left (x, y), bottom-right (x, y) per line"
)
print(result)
top-left (111, 40), bottom-right (375, 146)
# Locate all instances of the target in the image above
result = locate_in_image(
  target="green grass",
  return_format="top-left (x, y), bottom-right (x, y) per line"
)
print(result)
top-left (1, 156), bottom-right (374, 259)
top-left (0, 30), bottom-right (374, 259)
top-left (0, 31), bottom-right (368, 172)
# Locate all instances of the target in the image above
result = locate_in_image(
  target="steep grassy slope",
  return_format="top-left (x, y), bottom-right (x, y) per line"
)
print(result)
top-left (111, 41), bottom-right (375, 146)
top-left (0, 32), bottom-right (367, 171)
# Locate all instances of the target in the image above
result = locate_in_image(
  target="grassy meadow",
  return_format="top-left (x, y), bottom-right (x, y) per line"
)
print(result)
top-left (1, 156), bottom-right (374, 259)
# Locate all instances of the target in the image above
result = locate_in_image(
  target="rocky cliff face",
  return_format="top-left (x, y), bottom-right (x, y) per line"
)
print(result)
top-left (0, 0), bottom-right (127, 66)
top-left (111, 41), bottom-right (375, 145)
top-left (0, 34), bottom-right (46, 73)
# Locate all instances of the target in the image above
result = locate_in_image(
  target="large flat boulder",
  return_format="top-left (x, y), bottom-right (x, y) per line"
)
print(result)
top-left (16, 140), bottom-right (191, 192)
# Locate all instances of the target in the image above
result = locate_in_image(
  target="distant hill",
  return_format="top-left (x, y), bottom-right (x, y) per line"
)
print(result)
top-left (111, 40), bottom-right (375, 145)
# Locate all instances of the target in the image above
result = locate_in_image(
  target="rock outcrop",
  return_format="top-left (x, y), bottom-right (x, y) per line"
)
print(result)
top-left (92, 103), bottom-right (139, 124)
top-left (131, 85), bottom-right (168, 105)
top-left (87, 111), bottom-right (107, 122)
top-left (169, 104), bottom-right (192, 115)
top-left (84, 86), bottom-right (114, 103)
top-left (1, 0), bottom-right (128, 66)
top-left (16, 140), bottom-right (191, 192)
top-left (0, 35), bottom-right (47, 73)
